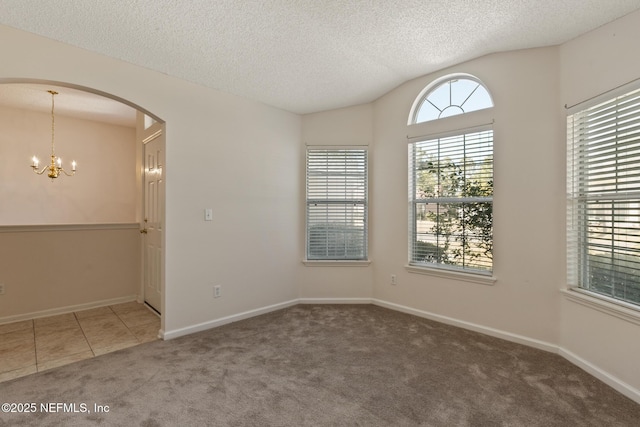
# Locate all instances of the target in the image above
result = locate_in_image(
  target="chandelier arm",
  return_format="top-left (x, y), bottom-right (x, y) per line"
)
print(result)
top-left (31, 165), bottom-right (49, 175)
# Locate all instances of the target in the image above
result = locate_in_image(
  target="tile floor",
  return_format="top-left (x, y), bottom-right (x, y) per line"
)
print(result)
top-left (0, 301), bottom-right (160, 383)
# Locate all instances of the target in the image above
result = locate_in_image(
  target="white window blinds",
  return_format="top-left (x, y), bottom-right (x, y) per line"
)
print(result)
top-left (567, 86), bottom-right (640, 305)
top-left (409, 129), bottom-right (493, 273)
top-left (306, 149), bottom-right (368, 260)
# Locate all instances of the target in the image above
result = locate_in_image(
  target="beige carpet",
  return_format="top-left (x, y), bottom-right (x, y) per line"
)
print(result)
top-left (0, 304), bottom-right (638, 426)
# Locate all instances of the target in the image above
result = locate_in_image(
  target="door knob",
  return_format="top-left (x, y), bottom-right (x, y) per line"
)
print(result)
top-left (140, 228), bottom-right (148, 234)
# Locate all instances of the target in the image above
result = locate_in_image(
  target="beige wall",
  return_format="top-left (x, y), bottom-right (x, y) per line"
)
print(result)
top-left (0, 226), bottom-right (140, 320)
top-left (0, 105), bottom-right (136, 224)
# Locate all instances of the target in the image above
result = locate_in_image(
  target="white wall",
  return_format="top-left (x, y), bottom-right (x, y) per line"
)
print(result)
top-left (0, 25), bottom-right (302, 334)
top-left (370, 46), bottom-right (564, 345)
top-left (558, 9), bottom-right (640, 395)
top-left (298, 104), bottom-right (374, 299)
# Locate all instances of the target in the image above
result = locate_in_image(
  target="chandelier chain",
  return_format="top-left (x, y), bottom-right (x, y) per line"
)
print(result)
top-left (50, 90), bottom-right (56, 157)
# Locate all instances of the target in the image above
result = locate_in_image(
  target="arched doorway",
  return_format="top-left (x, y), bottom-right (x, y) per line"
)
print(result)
top-left (0, 79), bottom-right (165, 336)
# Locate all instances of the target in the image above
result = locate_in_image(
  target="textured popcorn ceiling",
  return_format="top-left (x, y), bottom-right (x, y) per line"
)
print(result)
top-left (0, 83), bottom-right (137, 127)
top-left (1, 0), bottom-right (640, 115)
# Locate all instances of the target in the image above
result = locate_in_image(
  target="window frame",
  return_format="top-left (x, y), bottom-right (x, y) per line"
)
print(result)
top-left (305, 147), bottom-right (369, 263)
top-left (408, 127), bottom-right (494, 276)
top-left (407, 74), bottom-right (495, 281)
top-left (409, 73), bottom-right (494, 125)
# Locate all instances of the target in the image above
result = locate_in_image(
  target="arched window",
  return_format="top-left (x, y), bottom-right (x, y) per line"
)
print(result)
top-left (410, 74), bottom-right (493, 124)
top-left (408, 74), bottom-right (495, 277)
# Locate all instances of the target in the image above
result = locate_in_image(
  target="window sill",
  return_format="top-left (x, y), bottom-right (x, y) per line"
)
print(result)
top-left (405, 264), bottom-right (496, 286)
top-left (303, 260), bottom-right (371, 267)
top-left (561, 288), bottom-right (640, 326)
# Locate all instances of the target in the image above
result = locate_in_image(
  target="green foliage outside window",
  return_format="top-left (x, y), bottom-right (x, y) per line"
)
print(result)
top-left (414, 156), bottom-right (493, 271)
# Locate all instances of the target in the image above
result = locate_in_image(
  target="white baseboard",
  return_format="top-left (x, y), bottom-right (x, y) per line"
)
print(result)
top-left (299, 297), bottom-right (373, 304)
top-left (372, 299), bottom-right (558, 353)
top-left (0, 295), bottom-right (139, 325)
top-left (559, 347), bottom-right (640, 404)
top-left (161, 299), bottom-right (299, 340)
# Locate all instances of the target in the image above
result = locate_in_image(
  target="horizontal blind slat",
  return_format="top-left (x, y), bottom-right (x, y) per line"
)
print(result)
top-left (306, 149), bottom-right (368, 260)
top-left (568, 86), bottom-right (640, 305)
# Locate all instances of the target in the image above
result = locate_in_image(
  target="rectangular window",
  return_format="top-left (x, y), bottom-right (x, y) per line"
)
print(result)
top-left (409, 129), bottom-right (493, 274)
top-left (567, 86), bottom-right (640, 306)
top-left (306, 148), bottom-right (368, 260)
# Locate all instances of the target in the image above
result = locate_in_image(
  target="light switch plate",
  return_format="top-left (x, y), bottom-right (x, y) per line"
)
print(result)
top-left (205, 208), bottom-right (213, 221)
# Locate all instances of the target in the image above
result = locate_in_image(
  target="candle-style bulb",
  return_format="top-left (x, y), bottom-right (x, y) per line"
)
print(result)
top-left (71, 161), bottom-right (77, 171)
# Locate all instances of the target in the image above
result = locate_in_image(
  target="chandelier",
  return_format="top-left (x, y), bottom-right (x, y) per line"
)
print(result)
top-left (30, 90), bottom-right (76, 180)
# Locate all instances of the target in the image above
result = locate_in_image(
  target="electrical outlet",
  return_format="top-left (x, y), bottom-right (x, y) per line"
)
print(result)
top-left (0, 283), bottom-right (5, 295)
top-left (390, 274), bottom-right (397, 286)
top-left (213, 285), bottom-right (222, 298)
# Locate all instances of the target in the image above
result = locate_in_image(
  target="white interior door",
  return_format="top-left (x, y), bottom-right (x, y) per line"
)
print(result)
top-left (142, 126), bottom-right (164, 313)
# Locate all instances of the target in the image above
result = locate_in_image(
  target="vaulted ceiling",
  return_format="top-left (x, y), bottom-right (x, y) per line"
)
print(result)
top-left (1, 0), bottom-right (640, 116)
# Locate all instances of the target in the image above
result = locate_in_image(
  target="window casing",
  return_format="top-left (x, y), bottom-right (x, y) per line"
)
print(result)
top-left (409, 129), bottom-right (493, 274)
top-left (567, 86), bottom-right (640, 306)
top-left (306, 149), bottom-right (368, 261)
top-left (408, 74), bottom-right (494, 276)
